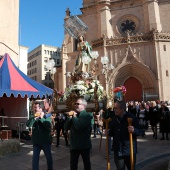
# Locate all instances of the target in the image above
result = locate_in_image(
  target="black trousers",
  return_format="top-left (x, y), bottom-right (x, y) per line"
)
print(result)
top-left (70, 149), bottom-right (91, 170)
top-left (56, 126), bottom-right (68, 145)
top-left (93, 124), bottom-right (101, 137)
top-left (114, 154), bottom-right (136, 170)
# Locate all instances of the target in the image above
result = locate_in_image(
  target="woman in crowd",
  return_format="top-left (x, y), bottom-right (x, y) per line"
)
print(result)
top-left (149, 101), bottom-right (160, 139)
top-left (159, 101), bottom-right (170, 140)
top-left (127, 101), bottom-right (137, 116)
top-left (137, 102), bottom-right (149, 136)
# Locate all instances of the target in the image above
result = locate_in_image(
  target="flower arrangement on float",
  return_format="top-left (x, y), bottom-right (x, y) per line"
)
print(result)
top-left (58, 80), bottom-right (104, 102)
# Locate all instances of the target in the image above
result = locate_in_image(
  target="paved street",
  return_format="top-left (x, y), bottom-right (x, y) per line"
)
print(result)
top-left (0, 127), bottom-right (170, 170)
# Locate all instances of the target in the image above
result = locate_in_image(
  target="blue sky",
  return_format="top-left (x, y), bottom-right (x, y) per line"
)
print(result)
top-left (19, 0), bottom-right (82, 52)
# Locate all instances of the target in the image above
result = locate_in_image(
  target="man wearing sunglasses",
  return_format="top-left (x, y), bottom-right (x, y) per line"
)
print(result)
top-left (64, 98), bottom-right (92, 170)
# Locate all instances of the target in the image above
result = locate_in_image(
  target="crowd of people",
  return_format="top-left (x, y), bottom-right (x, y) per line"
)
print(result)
top-left (26, 98), bottom-right (170, 170)
top-left (127, 100), bottom-right (170, 140)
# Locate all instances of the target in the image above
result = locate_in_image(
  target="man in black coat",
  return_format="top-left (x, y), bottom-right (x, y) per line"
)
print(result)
top-left (54, 113), bottom-right (68, 146)
top-left (109, 100), bottom-right (143, 170)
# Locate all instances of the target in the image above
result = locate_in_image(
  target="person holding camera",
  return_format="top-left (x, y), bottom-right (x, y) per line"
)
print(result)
top-left (64, 98), bottom-right (93, 170)
top-left (26, 101), bottom-right (53, 170)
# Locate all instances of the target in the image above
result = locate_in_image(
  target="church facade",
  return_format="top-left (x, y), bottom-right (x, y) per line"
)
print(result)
top-left (60, 0), bottom-right (170, 102)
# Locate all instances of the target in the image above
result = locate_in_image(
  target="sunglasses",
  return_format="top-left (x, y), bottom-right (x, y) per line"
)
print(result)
top-left (75, 103), bottom-right (82, 106)
top-left (114, 108), bottom-right (121, 110)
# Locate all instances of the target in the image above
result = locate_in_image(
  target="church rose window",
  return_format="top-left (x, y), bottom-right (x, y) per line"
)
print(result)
top-left (117, 15), bottom-right (140, 36)
top-left (120, 19), bottom-right (136, 34)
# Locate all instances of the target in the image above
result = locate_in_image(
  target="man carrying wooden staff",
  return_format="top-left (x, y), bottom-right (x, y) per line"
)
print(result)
top-left (127, 118), bottom-right (134, 170)
top-left (108, 100), bottom-right (144, 170)
top-left (103, 118), bottom-right (112, 170)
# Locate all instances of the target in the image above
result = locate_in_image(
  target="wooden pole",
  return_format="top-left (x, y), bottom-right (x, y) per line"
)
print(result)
top-left (103, 118), bottom-right (112, 170)
top-left (127, 118), bottom-right (134, 170)
top-left (99, 125), bottom-right (103, 151)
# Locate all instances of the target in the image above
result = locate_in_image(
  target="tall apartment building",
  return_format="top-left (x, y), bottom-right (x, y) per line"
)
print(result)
top-left (28, 44), bottom-right (61, 89)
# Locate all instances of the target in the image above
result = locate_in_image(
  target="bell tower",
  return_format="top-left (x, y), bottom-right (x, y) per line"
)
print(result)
top-left (82, 0), bottom-right (113, 38)
top-left (83, 0), bottom-right (96, 8)
top-left (143, 0), bottom-right (162, 32)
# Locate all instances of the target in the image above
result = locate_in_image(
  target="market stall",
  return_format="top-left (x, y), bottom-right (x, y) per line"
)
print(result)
top-left (0, 53), bottom-right (53, 138)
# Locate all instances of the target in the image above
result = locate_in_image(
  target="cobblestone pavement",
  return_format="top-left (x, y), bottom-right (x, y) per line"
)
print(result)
top-left (0, 127), bottom-right (169, 170)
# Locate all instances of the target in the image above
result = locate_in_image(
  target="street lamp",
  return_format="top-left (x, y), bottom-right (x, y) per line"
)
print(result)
top-left (65, 51), bottom-right (115, 82)
top-left (100, 56), bottom-right (115, 104)
top-left (46, 59), bottom-right (56, 82)
top-left (91, 51), bottom-right (99, 62)
top-left (45, 59), bottom-right (58, 112)
top-left (101, 56), bottom-right (114, 82)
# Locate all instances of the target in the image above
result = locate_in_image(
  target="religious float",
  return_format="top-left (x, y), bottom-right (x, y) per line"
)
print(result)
top-left (45, 16), bottom-right (115, 113)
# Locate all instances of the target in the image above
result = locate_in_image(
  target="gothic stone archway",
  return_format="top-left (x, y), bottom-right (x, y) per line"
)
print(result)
top-left (110, 63), bottom-right (157, 102)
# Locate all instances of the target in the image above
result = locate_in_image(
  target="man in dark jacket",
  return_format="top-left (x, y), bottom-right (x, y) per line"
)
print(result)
top-left (54, 113), bottom-right (68, 146)
top-left (109, 100), bottom-right (143, 170)
top-left (26, 102), bottom-right (53, 170)
top-left (64, 98), bottom-right (92, 170)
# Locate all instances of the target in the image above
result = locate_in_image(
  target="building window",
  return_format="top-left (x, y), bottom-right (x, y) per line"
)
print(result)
top-left (57, 59), bottom-right (60, 64)
top-left (120, 19), bottom-right (136, 34)
top-left (163, 45), bottom-right (166, 51)
top-left (44, 57), bottom-right (48, 63)
top-left (166, 70), bottom-right (169, 77)
top-left (117, 15), bottom-right (139, 35)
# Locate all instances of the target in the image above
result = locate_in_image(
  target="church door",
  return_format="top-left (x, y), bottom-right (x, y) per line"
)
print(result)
top-left (123, 77), bottom-right (142, 102)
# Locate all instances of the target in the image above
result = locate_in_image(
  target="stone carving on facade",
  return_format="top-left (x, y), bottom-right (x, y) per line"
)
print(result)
top-left (122, 45), bottom-right (139, 64)
top-left (91, 31), bottom-right (170, 48)
top-left (155, 32), bottom-right (170, 41)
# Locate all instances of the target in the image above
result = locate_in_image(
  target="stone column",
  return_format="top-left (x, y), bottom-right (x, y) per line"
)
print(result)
top-left (61, 43), bottom-right (68, 92)
top-left (143, 0), bottom-right (162, 32)
top-left (99, 1), bottom-right (113, 37)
